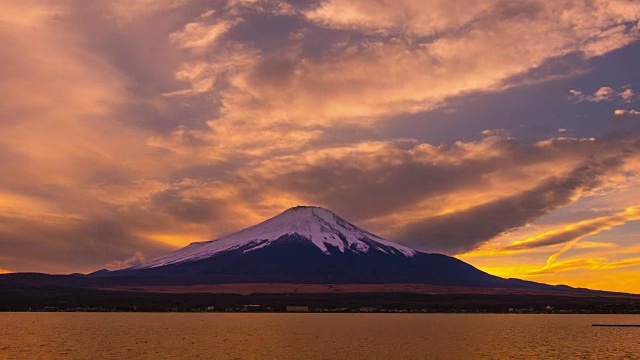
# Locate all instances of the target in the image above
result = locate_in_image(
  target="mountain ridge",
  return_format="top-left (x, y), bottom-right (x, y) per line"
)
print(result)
top-left (90, 206), bottom-right (575, 293)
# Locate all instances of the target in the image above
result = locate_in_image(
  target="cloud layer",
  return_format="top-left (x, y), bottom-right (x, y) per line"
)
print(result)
top-left (0, 0), bottom-right (640, 293)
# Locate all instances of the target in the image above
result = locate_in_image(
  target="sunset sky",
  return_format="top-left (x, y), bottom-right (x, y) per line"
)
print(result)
top-left (1, 0), bottom-right (640, 293)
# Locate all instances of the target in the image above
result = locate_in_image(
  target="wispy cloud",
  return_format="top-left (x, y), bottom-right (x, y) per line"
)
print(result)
top-left (527, 256), bottom-right (640, 275)
top-left (614, 109), bottom-right (640, 117)
top-left (569, 86), bottom-right (637, 104)
top-left (106, 251), bottom-right (146, 270)
top-left (619, 87), bottom-right (636, 103)
top-left (305, 0), bottom-right (497, 36)
top-left (505, 206), bottom-right (640, 252)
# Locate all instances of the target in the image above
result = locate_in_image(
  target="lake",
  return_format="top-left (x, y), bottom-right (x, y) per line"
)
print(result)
top-left (1, 313), bottom-right (639, 359)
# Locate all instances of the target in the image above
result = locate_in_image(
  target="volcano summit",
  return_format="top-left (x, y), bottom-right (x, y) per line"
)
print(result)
top-left (135, 206), bottom-right (416, 269)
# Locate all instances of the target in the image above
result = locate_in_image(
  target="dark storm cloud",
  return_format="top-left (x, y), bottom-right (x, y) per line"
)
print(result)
top-left (0, 214), bottom-right (173, 274)
top-left (396, 156), bottom-right (626, 255)
top-left (150, 189), bottom-right (229, 224)
top-left (257, 136), bottom-right (628, 222)
top-left (248, 133), bottom-right (640, 255)
top-left (273, 160), bottom-right (490, 221)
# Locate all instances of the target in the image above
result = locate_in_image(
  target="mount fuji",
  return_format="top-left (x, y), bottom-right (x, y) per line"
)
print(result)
top-left (92, 206), bottom-right (549, 290)
top-left (135, 206), bottom-right (416, 269)
top-left (1, 205), bottom-right (631, 307)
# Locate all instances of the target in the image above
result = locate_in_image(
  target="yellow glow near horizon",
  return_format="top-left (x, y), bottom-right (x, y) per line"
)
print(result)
top-left (461, 258), bottom-right (640, 294)
top-left (144, 233), bottom-right (200, 248)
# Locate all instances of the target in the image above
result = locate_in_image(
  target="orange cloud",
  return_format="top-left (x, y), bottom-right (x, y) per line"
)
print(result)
top-left (614, 109), bottom-right (640, 116)
top-left (156, 0), bottom-right (640, 158)
top-left (506, 206), bottom-right (640, 252)
top-left (170, 19), bottom-right (237, 50)
top-left (109, 0), bottom-right (188, 24)
top-left (306, 0), bottom-right (497, 36)
top-left (458, 204), bottom-right (640, 293)
top-left (498, 206), bottom-right (640, 274)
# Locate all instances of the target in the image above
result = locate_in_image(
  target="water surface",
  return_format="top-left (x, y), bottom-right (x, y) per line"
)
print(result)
top-left (1, 313), bottom-right (639, 359)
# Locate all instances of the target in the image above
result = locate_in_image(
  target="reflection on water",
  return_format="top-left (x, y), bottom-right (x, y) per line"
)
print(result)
top-left (1, 313), bottom-right (639, 359)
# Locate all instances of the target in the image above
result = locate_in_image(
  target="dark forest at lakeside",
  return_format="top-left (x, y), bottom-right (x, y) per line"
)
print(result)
top-left (1, 283), bottom-right (638, 313)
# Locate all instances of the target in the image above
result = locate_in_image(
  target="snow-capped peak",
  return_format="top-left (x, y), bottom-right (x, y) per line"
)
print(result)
top-left (134, 206), bottom-right (416, 269)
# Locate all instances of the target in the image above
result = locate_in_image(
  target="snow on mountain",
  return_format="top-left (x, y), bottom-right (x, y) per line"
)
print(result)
top-left (134, 206), bottom-right (415, 269)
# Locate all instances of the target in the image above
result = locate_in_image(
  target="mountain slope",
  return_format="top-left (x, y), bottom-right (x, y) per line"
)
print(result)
top-left (93, 206), bottom-right (520, 288)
